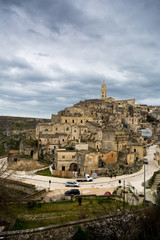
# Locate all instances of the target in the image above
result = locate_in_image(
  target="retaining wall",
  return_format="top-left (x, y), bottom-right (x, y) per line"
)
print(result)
top-left (0, 214), bottom-right (122, 240)
top-left (0, 157), bottom-right (8, 173)
top-left (0, 177), bottom-right (36, 194)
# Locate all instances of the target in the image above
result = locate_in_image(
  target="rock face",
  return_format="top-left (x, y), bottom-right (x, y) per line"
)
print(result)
top-left (96, 161), bottom-right (143, 177)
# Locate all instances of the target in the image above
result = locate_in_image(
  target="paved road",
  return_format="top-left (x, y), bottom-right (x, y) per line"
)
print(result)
top-left (3, 145), bottom-right (160, 197)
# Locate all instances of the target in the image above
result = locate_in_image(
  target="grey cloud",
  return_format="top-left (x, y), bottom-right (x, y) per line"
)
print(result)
top-left (0, 0), bottom-right (160, 117)
top-left (5, 0), bottom-right (88, 34)
top-left (36, 53), bottom-right (50, 57)
top-left (27, 29), bottom-right (44, 37)
top-left (0, 57), bottom-right (32, 71)
top-left (0, 0), bottom-right (21, 6)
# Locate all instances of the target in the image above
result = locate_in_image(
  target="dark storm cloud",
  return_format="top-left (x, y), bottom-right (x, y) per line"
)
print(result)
top-left (0, 0), bottom-right (160, 117)
top-left (1, 0), bottom-right (87, 34)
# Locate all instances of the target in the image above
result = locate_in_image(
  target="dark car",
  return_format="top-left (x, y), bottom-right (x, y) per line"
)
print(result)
top-left (65, 189), bottom-right (80, 196)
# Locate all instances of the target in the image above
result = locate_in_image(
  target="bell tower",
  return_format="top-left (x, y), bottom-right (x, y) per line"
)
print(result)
top-left (101, 81), bottom-right (107, 100)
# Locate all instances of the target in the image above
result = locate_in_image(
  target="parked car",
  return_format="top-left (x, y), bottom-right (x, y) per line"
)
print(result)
top-left (143, 158), bottom-right (148, 164)
top-left (104, 191), bottom-right (111, 196)
top-left (65, 181), bottom-right (79, 187)
top-left (65, 189), bottom-right (80, 196)
top-left (77, 174), bottom-right (93, 182)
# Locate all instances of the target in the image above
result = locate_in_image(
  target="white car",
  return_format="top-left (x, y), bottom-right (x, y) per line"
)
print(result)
top-left (143, 158), bottom-right (148, 164)
top-left (65, 181), bottom-right (79, 187)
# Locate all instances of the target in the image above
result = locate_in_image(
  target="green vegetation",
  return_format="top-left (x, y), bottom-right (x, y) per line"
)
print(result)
top-left (0, 116), bottom-right (49, 155)
top-left (147, 114), bottom-right (158, 123)
top-left (36, 168), bottom-right (51, 176)
top-left (8, 198), bottom-right (137, 230)
top-left (37, 158), bottom-right (53, 164)
top-left (2, 182), bottom-right (160, 240)
top-left (73, 226), bottom-right (90, 240)
top-left (36, 168), bottom-right (71, 178)
top-left (0, 135), bottom-right (20, 155)
top-left (23, 140), bottom-right (38, 147)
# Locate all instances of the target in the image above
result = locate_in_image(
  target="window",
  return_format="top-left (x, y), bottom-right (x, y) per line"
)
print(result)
top-left (56, 128), bottom-right (58, 131)
top-left (89, 157), bottom-right (92, 164)
top-left (62, 139), bottom-right (64, 142)
top-left (72, 155), bottom-right (75, 160)
top-left (72, 119), bottom-right (74, 123)
top-left (81, 120), bottom-right (83, 123)
top-left (65, 120), bottom-right (67, 123)
top-left (45, 129), bottom-right (48, 131)
top-left (112, 154), bottom-right (114, 158)
top-left (62, 155), bottom-right (65, 159)
top-left (74, 130), bottom-right (76, 132)
top-left (134, 149), bottom-right (136, 152)
top-left (62, 166), bottom-right (65, 171)
top-left (66, 127), bottom-right (69, 131)
top-left (84, 130), bottom-right (86, 133)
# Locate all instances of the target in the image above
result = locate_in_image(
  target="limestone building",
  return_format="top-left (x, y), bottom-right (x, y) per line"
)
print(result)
top-left (101, 81), bottom-right (107, 100)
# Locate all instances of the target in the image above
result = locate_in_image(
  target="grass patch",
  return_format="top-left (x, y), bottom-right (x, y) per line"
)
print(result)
top-left (37, 158), bottom-right (52, 164)
top-left (36, 168), bottom-right (51, 177)
top-left (9, 197), bottom-right (140, 230)
top-left (36, 168), bottom-right (71, 178)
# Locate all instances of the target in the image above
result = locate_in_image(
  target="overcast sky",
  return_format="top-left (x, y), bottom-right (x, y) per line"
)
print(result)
top-left (0, 0), bottom-right (160, 118)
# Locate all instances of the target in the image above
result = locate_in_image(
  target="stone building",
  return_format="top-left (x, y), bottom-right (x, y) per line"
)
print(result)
top-left (102, 128), bottom-right (117, 152)
top-left (126, 143), bottom-right (144, 161)
top-left (54, 149), bottom-right (77, 171)
top-left (38, 133), bottom-right (68, 157)
top-left (77, 151), bottom-right (99, 175)
top-left (19, 140), bottom-right (38, 160)
top-left (127, 153), bottom-right (135, 164)
top-left (98, 150), bottom-right (117, 165)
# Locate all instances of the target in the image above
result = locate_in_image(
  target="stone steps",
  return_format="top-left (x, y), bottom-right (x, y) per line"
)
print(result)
top-left (152, 174), bottom-right (160, 190)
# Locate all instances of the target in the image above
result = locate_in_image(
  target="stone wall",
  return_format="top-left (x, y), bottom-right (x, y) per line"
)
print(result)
top-left (0, 177), bottom-right (36, 194)
top-left (52, 169), bottom-right (75, 178)
top-left (0, 213), bottom-right (133, 240)
top-left (0, 157), bottom-right (8, 174)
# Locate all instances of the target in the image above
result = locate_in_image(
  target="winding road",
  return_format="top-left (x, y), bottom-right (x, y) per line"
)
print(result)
top-left (4, 144), bottom-right (159, 199)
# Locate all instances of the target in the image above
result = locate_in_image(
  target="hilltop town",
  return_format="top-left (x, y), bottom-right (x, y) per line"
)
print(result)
top-left (6, 81), bottom-right (160, 176)
top-left (1, 81), bottom-right (160, 239)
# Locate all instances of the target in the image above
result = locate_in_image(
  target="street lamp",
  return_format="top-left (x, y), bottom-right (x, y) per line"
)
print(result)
top-left (143, 158), bottom-right (148, 204)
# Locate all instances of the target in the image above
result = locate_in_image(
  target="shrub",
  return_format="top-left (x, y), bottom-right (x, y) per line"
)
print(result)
top-left (27, 201), bottom-right (37, 209)
top-left (72, 226), bottom-right (90, 240)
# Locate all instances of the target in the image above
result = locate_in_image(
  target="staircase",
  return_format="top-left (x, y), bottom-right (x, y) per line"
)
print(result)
top-left (152, 174), bottom-right (160, 190)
